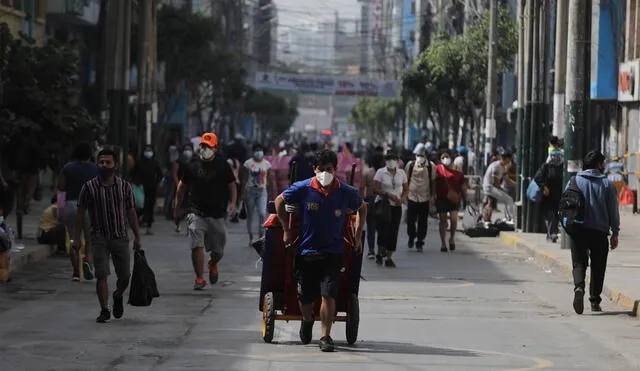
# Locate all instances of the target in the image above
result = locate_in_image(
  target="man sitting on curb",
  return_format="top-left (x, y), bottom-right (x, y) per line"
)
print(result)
top-left (37, 195), bottom-right (67, 255)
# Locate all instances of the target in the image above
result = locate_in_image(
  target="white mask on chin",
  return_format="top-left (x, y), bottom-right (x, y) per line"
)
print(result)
top-left (200, 147), bottom-right (215, 160)
top-left (315, 171), bottom-right (334, 187)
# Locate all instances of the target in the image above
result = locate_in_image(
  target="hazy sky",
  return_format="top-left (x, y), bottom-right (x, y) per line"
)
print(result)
top-left (274, 0), bottom-right (361, 27)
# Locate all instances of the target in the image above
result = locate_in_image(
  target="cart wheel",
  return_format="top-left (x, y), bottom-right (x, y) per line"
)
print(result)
top-left (346, 294), bottom-right (359, 345)
top-left (262, 292), bottom-right (276, 343)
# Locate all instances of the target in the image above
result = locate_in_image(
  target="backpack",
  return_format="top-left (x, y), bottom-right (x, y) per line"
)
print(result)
top-left (558, 176), bottom-right (585, 236)
top-left (407, 161), bottom-right (434, 197)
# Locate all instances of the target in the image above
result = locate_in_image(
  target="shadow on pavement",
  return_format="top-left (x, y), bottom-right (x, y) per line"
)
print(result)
top-left (340, 341), bottom-right (480, 357)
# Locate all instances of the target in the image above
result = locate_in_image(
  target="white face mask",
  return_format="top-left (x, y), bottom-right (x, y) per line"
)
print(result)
top-left (386, 160), bottom-right (398, 169)
top-left (416, 156), bottom-right (426, 166)
top-left (441, 157), bottom-right (452, 166)
top-left (200, 147), bottom-right (215, 160)
top-left (315, 171), bottom-right (334, 187)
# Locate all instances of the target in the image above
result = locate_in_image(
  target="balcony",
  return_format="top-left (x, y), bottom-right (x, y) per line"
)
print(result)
top-left (47, 0), bottom-right (88, 16)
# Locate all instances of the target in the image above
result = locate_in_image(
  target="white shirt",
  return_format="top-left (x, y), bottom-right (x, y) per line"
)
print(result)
top-left (374, 167), bottom-right (407, 207)
top-left (244, 158), bottom-right (271, 188)
top-left (483, 160), bottom-right (504, 189)
top-left (407, 160), bottom-right (437, 203)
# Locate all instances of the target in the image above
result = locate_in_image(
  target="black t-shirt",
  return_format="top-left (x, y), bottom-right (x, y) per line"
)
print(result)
top-left (181, 157), bottom-right (235, 218)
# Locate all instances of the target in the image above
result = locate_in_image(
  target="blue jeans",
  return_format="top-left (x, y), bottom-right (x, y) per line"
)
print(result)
top-left (245, 187), bottom-right (267, 238)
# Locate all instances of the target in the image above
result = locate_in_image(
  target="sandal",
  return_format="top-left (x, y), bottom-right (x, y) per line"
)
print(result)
top-left (440, 246), bottom-right (448, 252)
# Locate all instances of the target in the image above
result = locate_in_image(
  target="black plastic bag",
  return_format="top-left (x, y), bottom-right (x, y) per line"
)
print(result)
top-left (128, 249), bottom-right (159, 307)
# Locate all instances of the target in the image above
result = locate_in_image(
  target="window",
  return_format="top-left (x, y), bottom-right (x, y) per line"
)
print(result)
top-left (411, 0), bottom-right (416, 15)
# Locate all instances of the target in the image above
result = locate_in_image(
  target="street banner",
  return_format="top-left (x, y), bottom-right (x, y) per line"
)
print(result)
top-left (255, 72), bottom-right (398, 99)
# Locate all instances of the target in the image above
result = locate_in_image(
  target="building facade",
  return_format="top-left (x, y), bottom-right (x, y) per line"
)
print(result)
top-left (0, 0), bottom-right (46, 41)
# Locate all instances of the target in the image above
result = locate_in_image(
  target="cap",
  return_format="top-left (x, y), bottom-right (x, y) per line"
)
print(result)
top-left (200, 133), bottom-right (218, 148)
top-left (413, 143), bottom-right (426, 154)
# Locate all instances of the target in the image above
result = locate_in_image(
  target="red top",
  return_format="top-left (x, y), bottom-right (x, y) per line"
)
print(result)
top-left (435, 164), bottom-right (465, 198)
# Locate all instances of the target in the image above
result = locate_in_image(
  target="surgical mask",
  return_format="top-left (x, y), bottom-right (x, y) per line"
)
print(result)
top-left (416, 156), bottom-right (426, 166)
top-left (441, 158), bottom-right (452, 166)
top-left (386, 160), bottom-right (398, 169)
top-left (183, 150), bottom-right (193, 159)
top-left (254, 151), bottom-right (264, 159)
top-left (315, 171), bottom-right (334, 187)
top-left (200, 147), bottom-right (215, 160)
top-left (98, 166), bottom-right (115, 179)
top-left (143, 151), bottom-right (153, 159)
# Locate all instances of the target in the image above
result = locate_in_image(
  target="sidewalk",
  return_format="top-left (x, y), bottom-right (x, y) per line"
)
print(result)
top-left (500, 209), bottom-right (640, 316)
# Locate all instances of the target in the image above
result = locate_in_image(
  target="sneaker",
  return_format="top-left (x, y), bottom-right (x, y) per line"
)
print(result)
top-left (112, 291), bottom-right (124, 319)
top-left (440, 246), bottom-right (448, 252)
top-left (230, 215), bottom-right (239, 223)
top-left (319, 336), bottom-right (335, 352)
top-left (416, 245), bottom-right (423, 253)
top-left (71, 274), bottom-right (80, 282)
top-left (299, 320), bottom-right (314, 344)
top-left (591, 302), bottom-right (603, 312)
top-left (175, 224), bottom-right (181, 233)
top-left (375, 255), bottom-right (383, 266)
top-left (367, 252), bottom-right (375, 260)
top-left (208, 261), bottom-right (219, 284)
top-left (193, 278), bottom-right (207, 291)
top-left (83, 260), bottom-right (94, 281)
top-left (145, 228), bottom-right (154, 236)
top-left (96, 308), bottom-right (111, 323)
top-left (384, 258), bottom-right (396, 268)
top-left (408, 239), bottom-right (414, 249)
top-left (573, 288), bottom-right (585, 314)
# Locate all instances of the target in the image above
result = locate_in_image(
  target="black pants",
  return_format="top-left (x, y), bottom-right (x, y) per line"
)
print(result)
top-left (365, 196), bottom-right (376, 254)
top-left (543, 206), bottom-right (559, 240)
top-left (143, 184), bottom-right (158, 228)
top-left (376, 205), bottom-right (402, 253)
top-left (37, 224), bottom-right (66, 253)
top-left (406, 200), bottom-right (429, 246)
top-left (0, 182), bottom-right (15, 219)
top-left (570, 228), bottom-right (609, 304)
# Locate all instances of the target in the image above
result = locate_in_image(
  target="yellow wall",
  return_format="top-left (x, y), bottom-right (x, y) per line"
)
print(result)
top-left (0, 0), bottom-right (46, 43)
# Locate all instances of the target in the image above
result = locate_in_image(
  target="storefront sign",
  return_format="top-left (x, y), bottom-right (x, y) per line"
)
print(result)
top-left (618, 60), bottom-right (640, 102)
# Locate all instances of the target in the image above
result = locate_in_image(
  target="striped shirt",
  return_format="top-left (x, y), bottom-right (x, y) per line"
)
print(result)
top-left (78, 176), bottom-right (135, 240)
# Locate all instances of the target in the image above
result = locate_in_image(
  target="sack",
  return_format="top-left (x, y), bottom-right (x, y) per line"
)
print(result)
top-left (526, 180), bottom-right (542, 203)
top-left (133, 184), bottom-right (145, 209)
top-left (558, 176), bottom-right (585, 236)
top-left (619, 185), bottom-right (634, 206)
top-left (128, 249), bottom-right (159, 307)
top-left (462, 205), bottom-right (482, 230)
top-left (465, 225), bottom-right (500, 238)
top-left (491, 219), bottom-right (515, 231)
top-left (375, 197), bottom-right (391, 223)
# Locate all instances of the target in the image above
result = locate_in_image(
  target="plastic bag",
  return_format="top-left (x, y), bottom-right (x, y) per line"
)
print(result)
top-left (526, 180), bottom-right (542, 203)
top-left (619, 185), bottom-right (634, 206)
top-left (133, 184), bottom-right (145, 210)
top-left (128, 249), bottom-right (159, 307)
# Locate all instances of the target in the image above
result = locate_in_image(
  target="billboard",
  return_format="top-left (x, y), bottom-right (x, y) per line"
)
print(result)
top-left (254, 72), bottom-right (398, 99)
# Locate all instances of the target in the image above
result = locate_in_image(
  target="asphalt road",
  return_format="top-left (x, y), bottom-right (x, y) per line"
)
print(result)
top-left (1, 217), bottom-right (640, 371)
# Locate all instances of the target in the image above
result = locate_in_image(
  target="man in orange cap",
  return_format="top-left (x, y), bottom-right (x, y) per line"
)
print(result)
top-left (174, 132), bottom-right (237, 290)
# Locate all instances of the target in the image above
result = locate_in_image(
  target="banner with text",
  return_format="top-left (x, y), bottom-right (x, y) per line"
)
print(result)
top-left (254, 72), bottom-right (398, 99)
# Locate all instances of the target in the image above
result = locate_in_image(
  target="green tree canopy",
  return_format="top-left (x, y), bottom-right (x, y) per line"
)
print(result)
top-left (0, 23), bottom-right (103, 170)
top-left (348, 97), bottom-right (401, 140)
top-left (245, 89), bottom-right (299, 136)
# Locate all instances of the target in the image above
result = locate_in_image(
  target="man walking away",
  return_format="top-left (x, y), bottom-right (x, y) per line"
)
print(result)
top-left (76, 149), bottom-right (142, 323)
top-left (57, 143), bottom-right (98, 281)
top-left (130, 145), bottom-right (163, 235)
top-left (405, 143), bottom-right (436, 252)
top-left (570, 150), bottom-right (619, 314)
top-left (174, 133), bottom-right (237, 290)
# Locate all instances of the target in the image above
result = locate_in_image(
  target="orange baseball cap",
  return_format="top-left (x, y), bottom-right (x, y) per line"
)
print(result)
top-left (200, 132), bottom-right (218, 148)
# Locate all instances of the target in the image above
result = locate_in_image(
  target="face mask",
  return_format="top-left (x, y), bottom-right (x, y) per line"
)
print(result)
top-left (200, 147), bottom-right (215, 160)
top-left (550, 156), bottom-right (561, 164)
top-left (183, 150), bottom-right (193, 159)
top-left (143, 151), bottom-right (153, 159)
top-left (254, 151), bottom-right (264, 159)
top-left (98, 166), bottom-right (115, 179)
top-left (315, 171), bottom-right (334, 187)
top-left (386, 160), bottom-right (398, 169)
top-left (416, 156), bottom-right (426, 166)
top-left (441, 158), bottom-right (452, 166)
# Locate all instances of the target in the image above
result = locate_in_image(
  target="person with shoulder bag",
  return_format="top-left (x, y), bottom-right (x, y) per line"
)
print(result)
top-left (405, 144), bottom-right (436, 252)
top-left (434, 150), bottom-right (467, 252)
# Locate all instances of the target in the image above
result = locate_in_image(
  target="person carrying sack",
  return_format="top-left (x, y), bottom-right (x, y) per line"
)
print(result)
top-left (405, 143), bottom-right (436, 252)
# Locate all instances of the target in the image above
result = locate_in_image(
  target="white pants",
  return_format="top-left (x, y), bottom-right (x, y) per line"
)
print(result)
top-left (484, 185), bottom-right (514, 220)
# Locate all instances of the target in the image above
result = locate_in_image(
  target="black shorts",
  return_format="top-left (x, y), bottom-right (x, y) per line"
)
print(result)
top-left (435, 197), bottom-right (457, 214)
top-left (295, 253), bottom-right (344, 304)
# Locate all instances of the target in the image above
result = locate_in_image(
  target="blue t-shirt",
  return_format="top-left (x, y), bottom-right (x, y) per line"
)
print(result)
top-left (61, 161), bottom-right (99, 200)
top-left (283, 178), bottom-right (362, 255)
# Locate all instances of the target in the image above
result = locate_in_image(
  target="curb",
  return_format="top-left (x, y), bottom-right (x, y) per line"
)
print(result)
top-left (499, 232), bottom-right (640, 317)
top-left (11, 244), bottom-right (57, 273)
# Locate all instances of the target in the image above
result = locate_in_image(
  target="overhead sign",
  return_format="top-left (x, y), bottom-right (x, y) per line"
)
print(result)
top-left (254, 72), bottom-right (398, 99)
top-left (618, 60), bottom-right (640, 102)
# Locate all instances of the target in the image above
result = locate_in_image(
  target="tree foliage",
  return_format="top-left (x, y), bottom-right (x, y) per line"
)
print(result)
top-left (0, 23), bottom-right (103, 169)
top-left (244, 88), bottom-right (299, 136)
top-left (347, 97), bottom-right (401, 140)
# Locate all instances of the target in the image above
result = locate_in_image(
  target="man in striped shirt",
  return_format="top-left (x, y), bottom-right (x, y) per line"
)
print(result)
top-left (77, 148), bottom-right (142, 323)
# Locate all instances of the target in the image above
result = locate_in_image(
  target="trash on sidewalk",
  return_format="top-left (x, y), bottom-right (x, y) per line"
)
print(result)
top-left (463, 206), bottom-right (501, 238)
top-left (128, 249), bottom-right (159, 307)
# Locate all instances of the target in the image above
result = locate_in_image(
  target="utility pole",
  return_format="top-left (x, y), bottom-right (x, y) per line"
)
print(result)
top-left (525, 0), bottom-right (540, 233)
top-left (561, 0), bottom-right (589, 248)
top-left (521, 0), bottom-right (534, 231)
top-left (484, 0), bottom-right (498, 161)
top-left (137, 0), bottom-right (152, 151)
top-left (515, 0), bottom-right (525, 212)
top-left (552, 0), bottom-right (568, 138)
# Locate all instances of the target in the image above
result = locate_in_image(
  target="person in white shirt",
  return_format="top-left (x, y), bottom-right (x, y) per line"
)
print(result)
top-left (482, 151), bottom-right (515, 221)
top-left (372, 151), bottom-right (408, 267)
top-left (405, 144), bottom-right (436, 252)
top-left (242, 144), bottom-right (274, 244)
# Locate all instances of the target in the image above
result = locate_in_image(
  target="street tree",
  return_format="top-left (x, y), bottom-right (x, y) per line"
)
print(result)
top-left (0, 23), bottom-right (103, 172)
top-left (348, 97), bottom-right (401, 141)
top-left (244, 89), bottom-right (299, 138)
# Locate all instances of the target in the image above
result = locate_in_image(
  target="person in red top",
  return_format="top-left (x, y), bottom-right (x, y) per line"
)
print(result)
top-left (435, 150), bottom-right (467, 252)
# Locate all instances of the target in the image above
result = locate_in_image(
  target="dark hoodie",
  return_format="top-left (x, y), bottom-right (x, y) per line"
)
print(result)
top-left (132, 156), bottom-right (163, 188)
top-left (573, 169), bottom-right (620, 234)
